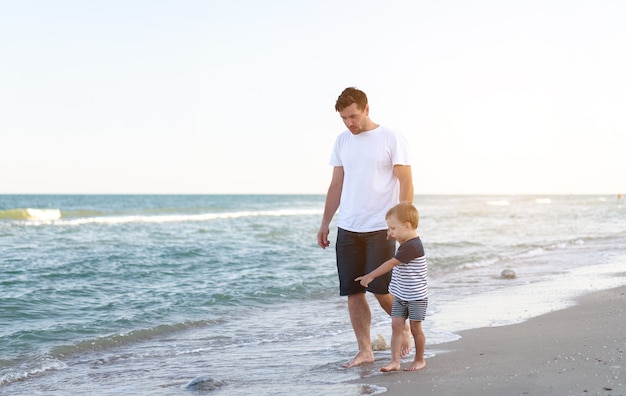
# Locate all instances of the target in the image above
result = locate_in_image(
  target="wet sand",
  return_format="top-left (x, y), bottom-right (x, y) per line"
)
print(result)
top-left (358, 285), bottom-right (626, 395)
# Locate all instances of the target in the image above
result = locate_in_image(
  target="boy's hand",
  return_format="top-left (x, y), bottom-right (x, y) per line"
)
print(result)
top-left (355, 275), bottom-right (372, 287)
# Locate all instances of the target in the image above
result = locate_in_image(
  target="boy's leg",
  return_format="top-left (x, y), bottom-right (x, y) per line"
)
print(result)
top-left (374, 293), bottom-right (413, 358)
top-left (405, 320), bottom-right (426, 371)
top-left (381, 316), bottom-right (406, 372)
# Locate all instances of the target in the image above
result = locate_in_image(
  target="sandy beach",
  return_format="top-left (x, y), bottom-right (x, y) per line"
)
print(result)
top-left (358, 285), bottom-right (626, 395)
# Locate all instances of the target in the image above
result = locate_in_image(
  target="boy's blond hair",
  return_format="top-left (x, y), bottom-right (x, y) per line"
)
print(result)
top-left (386, 202), bottom-right (419, 229)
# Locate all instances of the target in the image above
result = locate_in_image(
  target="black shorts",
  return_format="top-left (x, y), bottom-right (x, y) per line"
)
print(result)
top-left (335, 227), bottom-right (396, 296)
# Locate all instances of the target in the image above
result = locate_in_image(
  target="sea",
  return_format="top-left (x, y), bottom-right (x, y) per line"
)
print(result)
top-left (1, 194), bottom-right (625, 395)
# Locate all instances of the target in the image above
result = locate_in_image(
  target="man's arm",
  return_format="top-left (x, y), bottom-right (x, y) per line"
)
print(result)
top-left (394, 165), bottom-right (414, 203)
top-left (317, 166), bottom-right (344, 249)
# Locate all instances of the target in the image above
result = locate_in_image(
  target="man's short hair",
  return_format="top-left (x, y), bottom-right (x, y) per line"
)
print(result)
top-left (335, 87), bottom-right (368, 112)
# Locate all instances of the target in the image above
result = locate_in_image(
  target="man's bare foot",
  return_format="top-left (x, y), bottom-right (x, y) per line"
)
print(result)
top-left (343, 351), bottom-right (375, 368)
top-left (380, 362), bottom-right (401, 372)
top-left (401, 328), bottom-right (413, 357)
top-left (404, 360), bottom-right (426, 371)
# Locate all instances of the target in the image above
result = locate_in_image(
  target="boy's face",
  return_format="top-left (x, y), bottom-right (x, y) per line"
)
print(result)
top-left (386, 214), bottom-right (413, 243)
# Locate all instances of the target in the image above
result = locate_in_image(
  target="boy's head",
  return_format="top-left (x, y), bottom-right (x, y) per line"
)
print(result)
top-left (386, 202), bottom-right (419, 230)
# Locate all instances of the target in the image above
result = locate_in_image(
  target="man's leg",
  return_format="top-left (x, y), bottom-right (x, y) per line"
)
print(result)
top-left (344, 293), bottom-right (375, 368)
top-left (374, 292), bottom-right (393, 314)
top-left (335, 228), bottom-right (373, 367)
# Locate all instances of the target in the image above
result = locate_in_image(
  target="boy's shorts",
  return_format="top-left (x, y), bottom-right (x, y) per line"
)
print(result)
top-left (335, 227), bottom-right (396, 296)
top-left (391, 298), bottom-right (428, 321)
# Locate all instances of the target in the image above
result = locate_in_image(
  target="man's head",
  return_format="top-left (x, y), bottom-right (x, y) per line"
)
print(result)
top-left (335, 87), bottom-right (372, 135)
top-left (335, 87), bottom-right (368, 112)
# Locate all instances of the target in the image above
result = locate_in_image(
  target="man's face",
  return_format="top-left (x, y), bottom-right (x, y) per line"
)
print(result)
top-left (339, 103), bottom-right (369, 135)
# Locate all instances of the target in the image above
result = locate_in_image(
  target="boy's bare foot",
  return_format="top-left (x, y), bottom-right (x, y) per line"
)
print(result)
top-left (380, 362), bottom-right (401, 372)
top-left (343, 351), bottom-right (375, 368)
top-left (404, 360), bottom-right (426, 371)
top-left (401, 328), bottom-right (413, 357)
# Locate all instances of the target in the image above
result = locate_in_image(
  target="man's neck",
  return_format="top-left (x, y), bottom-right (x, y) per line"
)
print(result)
top-left (363, 120), bottom-right (379, 132)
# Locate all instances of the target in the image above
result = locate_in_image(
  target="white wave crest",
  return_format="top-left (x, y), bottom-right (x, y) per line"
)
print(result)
top-left (23, 209), bottom-right (323, 226)
top-left (26, 208), bottom-right (62, 220)
top-left (0, 358), bottom-right (67, 387)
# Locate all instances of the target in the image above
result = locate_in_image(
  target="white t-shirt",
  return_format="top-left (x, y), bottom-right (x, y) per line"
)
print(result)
top-left (329, 125), bottom-right (411, 232)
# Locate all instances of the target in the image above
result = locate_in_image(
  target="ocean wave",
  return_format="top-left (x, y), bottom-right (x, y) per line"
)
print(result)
top-left (47, 320), bottom-right (223, 360)
top-left (5, 208), bottom-right (323, 226)
top-left (0, 208), bottom-right (62, 221)
top-left (0, 357), bottom-right (67, 387)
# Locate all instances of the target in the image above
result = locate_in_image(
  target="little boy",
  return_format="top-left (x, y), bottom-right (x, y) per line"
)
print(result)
top-left (355, 202), bottom-right (428, 372)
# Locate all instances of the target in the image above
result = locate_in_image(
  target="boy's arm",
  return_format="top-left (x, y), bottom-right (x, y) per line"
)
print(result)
top-left (355, 257), bottom-right (402, 287)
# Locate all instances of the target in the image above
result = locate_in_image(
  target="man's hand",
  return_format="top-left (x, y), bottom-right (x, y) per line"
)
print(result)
top-left (317, 224), bottom-right (331, 249)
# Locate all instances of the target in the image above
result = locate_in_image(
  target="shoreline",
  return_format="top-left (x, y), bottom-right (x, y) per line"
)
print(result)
top-left (355, 284), bottom-right (626, 395)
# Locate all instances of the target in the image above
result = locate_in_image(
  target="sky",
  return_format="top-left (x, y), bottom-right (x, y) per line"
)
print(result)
top-left (1, 0), bottom-right (625, 195)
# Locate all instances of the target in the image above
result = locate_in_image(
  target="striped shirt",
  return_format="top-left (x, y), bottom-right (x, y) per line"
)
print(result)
top-left (388, 237), bottom-right (428, 301)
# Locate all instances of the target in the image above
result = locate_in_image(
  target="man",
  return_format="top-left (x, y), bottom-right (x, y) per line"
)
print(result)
top-left (317, 87), bottom-right (414, 368)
